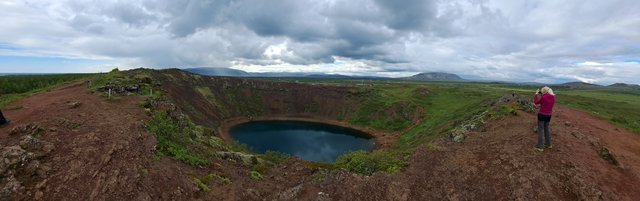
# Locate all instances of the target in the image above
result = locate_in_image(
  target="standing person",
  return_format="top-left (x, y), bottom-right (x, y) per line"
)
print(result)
top-left (0, 109), bottom-right (9, 128)
top-left (534, 86), bottom-right (556, 151)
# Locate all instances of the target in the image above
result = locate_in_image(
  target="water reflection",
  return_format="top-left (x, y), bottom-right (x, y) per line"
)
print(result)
top-left (230, 121), bottom-right (375, 163)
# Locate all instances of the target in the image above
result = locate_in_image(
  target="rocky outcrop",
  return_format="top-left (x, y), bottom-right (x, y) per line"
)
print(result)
top-left (450, 110), bottom-right (491, 143)
top-left (96, 84), bottom-right (141, 95)
top-left (1, 124), bottom-right (54, 200)
top-left (450, 94), bottom-right (536, 142)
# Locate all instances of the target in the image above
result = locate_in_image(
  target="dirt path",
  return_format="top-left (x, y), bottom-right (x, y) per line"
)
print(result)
top-left (2, 82), bottom-right (640, 200)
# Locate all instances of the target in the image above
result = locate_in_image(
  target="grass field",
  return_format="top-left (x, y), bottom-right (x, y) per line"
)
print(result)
top-left (290, 78), bottom-right (640, 137)
top-left (558, 89), bottom-right (640, 133)
top-left (0, 74), bottom-right (96, 108)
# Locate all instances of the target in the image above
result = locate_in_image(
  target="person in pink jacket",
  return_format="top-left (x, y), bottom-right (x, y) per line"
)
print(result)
top-left (534, 86), bottom-right (555, 151)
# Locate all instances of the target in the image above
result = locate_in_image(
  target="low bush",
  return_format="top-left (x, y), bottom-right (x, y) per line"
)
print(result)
top-left (250, 170), bottom-right (263, 180)
top-left (147, 111), bottom-right (209, 165)
top-left (193, 178), bottom-right (210, 192)
top-left (260, 150), bottom-right (289, 165)
top-left (335, 150), bottom-right (407, 176)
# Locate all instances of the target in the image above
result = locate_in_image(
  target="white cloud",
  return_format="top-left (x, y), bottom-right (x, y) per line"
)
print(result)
top-left (0, 0), bottom-right (639, 84)
top-left (539, 61), bottom-right (640, 84)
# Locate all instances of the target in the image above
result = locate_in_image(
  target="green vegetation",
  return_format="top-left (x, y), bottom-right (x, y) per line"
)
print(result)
top-left (89, 68), bottom-right (157, 98)
top-left (250, 170), bottom-right (264, 180)
top-left (193, 172), bottom-right (231, 191)
top-left (141, 74), bottom-right (640, 177)
top-left (193, 178), bottom-right (210, 192)
top-left (396, 85), bottom-right (501, 148)
top-left (251, 151), bottom-right (290, 175)
top-left (425, 143), bottom-right (439, 150)
top-left (482, 84), bottom-right (640, 133)
top-left (0, 73), bottom-right (94, 107)
top-left (140, 168), bottom-right (149, 177)
top-left (559, 89), bottom-right (640, 133)
top-left (335, 150), bottom-right (407, 176)
top-left (10, 69), bottom-right (636, 179)
top-left (146, 111), bottom-right (232, 165)
top-left (347, 86), bottom-right (421, 131)
top-left (260, 150), bottom-right (289, 165)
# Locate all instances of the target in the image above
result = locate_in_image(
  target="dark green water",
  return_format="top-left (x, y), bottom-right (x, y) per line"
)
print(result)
top-left (230, 120), bottom-right (375, 163)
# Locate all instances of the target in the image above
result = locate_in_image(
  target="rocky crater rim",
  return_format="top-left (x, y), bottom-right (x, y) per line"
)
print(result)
top-left (217, 114), bottom-right (385, 149)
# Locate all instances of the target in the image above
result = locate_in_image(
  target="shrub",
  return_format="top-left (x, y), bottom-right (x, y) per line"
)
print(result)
top-left (260, 150), bottom-right (289, 165)
top-left (193, 178), bottom-right (210, 192)
top-left (250, 171), bottom-right (263, 180)
top-left (251, 163), bottom-right (269, 174)
top-left (147, 112), bottom-right (209, 165)
top-left (335, 151), bottom-right (406, 176)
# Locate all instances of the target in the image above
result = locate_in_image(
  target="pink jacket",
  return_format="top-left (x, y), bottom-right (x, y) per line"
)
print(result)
top-left (534, 94), bottom-right (555, 115)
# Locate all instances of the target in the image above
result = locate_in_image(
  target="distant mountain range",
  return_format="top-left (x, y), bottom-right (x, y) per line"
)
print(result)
top-left (608, 83), bottom-right (640, 87)
top-left (183, 67), bottom-right (252, 77)
top-left (184, 67), bottom-right (347, 78)
top-left (184, 67), bottom-right (467, 81)
top-left (182, 67), bottom-right (639, 87)
top-left (184, 67), bottom-right (388, 79)
top-left (401, 72), bottom-right (465, 81)
top-left (551, 81), bottom-right (602, 89)
top-left (549, 82), bottom-right (640, 89)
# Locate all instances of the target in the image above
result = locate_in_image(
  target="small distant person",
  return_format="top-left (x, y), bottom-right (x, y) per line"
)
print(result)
top-left (0, 110), bottom-right (9, 128)
top-left (534, 86), bottom-right (555, 151)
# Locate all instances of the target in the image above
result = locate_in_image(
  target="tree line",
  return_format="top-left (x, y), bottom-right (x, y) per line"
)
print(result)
top-left (0, 74), bottom-right (94, 95)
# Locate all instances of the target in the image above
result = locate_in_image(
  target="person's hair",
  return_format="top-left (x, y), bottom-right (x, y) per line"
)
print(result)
top-left (541, 86), bottom-right (555, 95)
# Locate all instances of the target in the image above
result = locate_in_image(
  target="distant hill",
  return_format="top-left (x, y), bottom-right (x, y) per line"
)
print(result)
top-left (552, 82), bottom-right (602, 89)
top-left (403, 72), bottom-right (464, 81)
top-left (184, 67), bottom-right (251, 77)
top-left (608, 83), bottom-right (640, 88)
top-left (305, 74), bottom-right (354, 79)
top-left (183, 67), bottom-right (387, 79)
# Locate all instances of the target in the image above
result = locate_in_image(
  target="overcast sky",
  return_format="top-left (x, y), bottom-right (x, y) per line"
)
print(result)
top-left (1, 0), bottom-right (639, 84)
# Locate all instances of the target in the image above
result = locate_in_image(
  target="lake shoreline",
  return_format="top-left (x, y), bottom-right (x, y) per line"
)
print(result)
top-left (216, 113), bottom-right (397, 150)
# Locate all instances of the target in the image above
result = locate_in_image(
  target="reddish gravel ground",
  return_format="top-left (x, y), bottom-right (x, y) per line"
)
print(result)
top-left (1, 82), bottom-right (639, 200)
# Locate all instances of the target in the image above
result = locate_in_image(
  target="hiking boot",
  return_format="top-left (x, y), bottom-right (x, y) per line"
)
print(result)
top-left (0, 120), bottom-right (10, 128)
top-left (545, 145), bottom-right (553, 149)
top-left (534, 146), bottom-right (544, 152)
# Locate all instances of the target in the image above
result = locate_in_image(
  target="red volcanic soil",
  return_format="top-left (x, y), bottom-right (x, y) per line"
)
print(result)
top-left (1, 81), bottom-right (640, 200)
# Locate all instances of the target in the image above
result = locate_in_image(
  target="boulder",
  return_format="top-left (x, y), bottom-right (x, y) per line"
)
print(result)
top-left (9, 123), bottom-right (44, 136)
top-left (216, 151), bottom-right (261, 164)
top-left (0, 175), bottom-right (24, 200)
top-left (0, 145), bottom-right (30, 175)
top-left (19, 135), bottom-right (54, 157)
top-left (66, 101), bottom-right (82, 109)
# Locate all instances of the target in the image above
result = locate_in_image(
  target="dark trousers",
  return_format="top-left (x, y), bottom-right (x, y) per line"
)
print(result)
top-left (0, 110), bottom-right (7, 125)
top-left (536, 114), bottom-right (552, 147)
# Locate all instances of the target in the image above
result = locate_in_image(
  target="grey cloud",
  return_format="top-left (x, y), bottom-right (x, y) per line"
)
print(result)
top-left (1, 0), bottom-right (640, 84)
top-left (105, 1), bottom-right (157, 27)
top-left (374, 0), bottom-right (437, 31)
top-left (152, 0), bottom-right (442, 63)
top-left (165, 0), bottom-right (230, 37)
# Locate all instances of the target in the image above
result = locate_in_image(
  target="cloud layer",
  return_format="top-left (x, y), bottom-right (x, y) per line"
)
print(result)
top-left (1, 0), bottom-right (639, 84)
